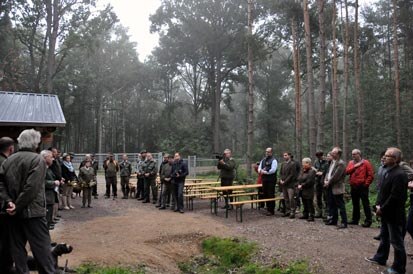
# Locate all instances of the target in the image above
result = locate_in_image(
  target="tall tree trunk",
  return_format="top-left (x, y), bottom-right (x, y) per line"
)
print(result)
top-left (316, 0), bottom-right (326, 151)
top-left (354, 0), bottom-right (363, 148)
top-left (392, 0), bottom-right (401, 147)
top-left (303, 0), bottom-right (316, 157)
top-left (332, 0), bottom-right (339, 146)
top-left (45, 0), bottom-right (59, 93)
top-left (95, 97), bottom-right (103, 153)
top-left (342, 0), bottom-right (350, 162)
top-left (246, 0), bottom-right (254, 177)
top-left (292, 17), bottom-right (302, 161)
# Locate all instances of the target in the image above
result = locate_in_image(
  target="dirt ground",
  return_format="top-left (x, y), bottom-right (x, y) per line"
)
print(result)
top-left (51, 176), bottom-right (413, 273)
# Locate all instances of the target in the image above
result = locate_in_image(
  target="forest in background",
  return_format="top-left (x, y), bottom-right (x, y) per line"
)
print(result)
top-left (0, 0), bottom-right (412, 167)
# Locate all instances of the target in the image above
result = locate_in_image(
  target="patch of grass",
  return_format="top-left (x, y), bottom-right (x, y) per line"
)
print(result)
top-left (180, 237), bottom-right (311, 274)
top-left (76, 263), bottom-right (145, 274)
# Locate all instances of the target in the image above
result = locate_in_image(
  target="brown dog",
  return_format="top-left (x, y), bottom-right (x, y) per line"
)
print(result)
top-left (129, 182), bottom-right (136, 198)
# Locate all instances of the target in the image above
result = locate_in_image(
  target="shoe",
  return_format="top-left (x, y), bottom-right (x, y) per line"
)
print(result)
top-left (174, 209), bottom-right (179, 212)
top-left (265, 211), bottom-right (275, 216)
top-left (374, 235), bottom-right (381, 241)
top-left (63, 206), bottom-right (70, 210)
top-left (362, 221), bottom-right (372, 228)
top-left (142, 201), bottom-right (149, 203)
top-left (364, 257), bottom-right (386, 266)
top-left (282, 213), bottom-right (290, 217)
top-left (307, 217), bottom-right (315, 222)
top-left (299, 215), bottom-right (309, 220)
top-left (337, 224), bottom-right (347, 229)
top-left (155, 205), bottom-right (161, 208)
top-left (137, 198), bottom-right (144, 200)
top-left (348, 220), bottom-right (359, 225)
top-left (121, 197), bottom-right (128, 199)
top-left (49, 225), bottom-right (55, 230)
top-left (314, 213), bottom-right (322, 218)
top-left (221, 205), bottom-right (228, 209)
top-left (104, 196), bottom-right (109, 199)
top-left (325, 221), bottom-right (337, 226)
top-left (289, 214), bottom-right (295, 219)
top-left (94, 196), bottom-right (98, 199)
top-left (159, 207), bottom-right (166, 210)
top-left (179, 209), bottom-right (184, 213)
top-left (152, 201), bottom-right (157, 204)
top-left (381, 268), bottom-right (400, 274)
top-left (57, 214), bottom-right (62, 218)
top-left (81, 205), bottom-right (85, 208)
top-left (166, 204), bottom-right (170, 207)
top-left (87, 205), bottom-right (92, 208)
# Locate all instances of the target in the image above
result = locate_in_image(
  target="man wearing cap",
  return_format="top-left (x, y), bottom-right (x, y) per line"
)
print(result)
top-left (142, 153), bottom-right (157, 204)
top-left (159, 154), bottom-right (173, 209)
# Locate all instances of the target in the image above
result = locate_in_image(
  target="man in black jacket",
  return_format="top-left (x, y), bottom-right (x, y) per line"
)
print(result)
top-left (365, 147), bottom-right (408, 274)
top-left (171, 152), bottom-right (188, 213)
top-left (0, 137), bottom-right (15, 273)
top-left (0, 129), bottom-right (55, 274)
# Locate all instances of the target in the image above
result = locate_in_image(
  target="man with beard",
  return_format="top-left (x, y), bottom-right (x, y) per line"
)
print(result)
top-left (258, 148), bottom-right (278, 216)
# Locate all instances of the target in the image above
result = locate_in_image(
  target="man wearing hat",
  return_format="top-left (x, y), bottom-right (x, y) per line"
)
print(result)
top-left (135, 151), bottom-right (146, 200)
top-left (103, 153), bottom-right (119, 199)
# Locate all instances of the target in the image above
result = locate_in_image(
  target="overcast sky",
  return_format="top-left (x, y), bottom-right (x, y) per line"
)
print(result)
top-left (102, 0), bottom-right (376, 62)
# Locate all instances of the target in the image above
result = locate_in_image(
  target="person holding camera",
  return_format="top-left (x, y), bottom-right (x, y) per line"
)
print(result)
top-left (171, 152), bottom-right (188, 213)
top-left (258, 147), bottom-right (278, 216)
top-left (217, 149), bottom-right (236, 210)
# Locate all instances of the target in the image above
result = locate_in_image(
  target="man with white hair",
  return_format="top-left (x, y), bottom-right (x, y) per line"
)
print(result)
top-left (217, 149), bottom-right (236, 210)
top-left (346, 148), bottom-right (374, 227)
top-left (41, 150), bottom-right (60, 230)
top-left (0, 129), bottom-right (55, 274)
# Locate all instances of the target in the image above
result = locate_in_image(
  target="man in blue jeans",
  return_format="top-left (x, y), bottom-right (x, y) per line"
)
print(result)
top-left (365, 147), bottom-right (408, 274)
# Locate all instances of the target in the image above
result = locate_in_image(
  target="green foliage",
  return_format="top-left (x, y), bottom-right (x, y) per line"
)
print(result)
top-left (202, 237), bottom-right (257, 268)
top-left (76, 263), bottom-right (144, 274)
top-left (180, 237), bottom-right (311, 274)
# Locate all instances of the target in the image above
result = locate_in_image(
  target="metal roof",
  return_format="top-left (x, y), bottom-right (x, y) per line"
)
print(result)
top-left (0, 91), bottom-right (66, 127)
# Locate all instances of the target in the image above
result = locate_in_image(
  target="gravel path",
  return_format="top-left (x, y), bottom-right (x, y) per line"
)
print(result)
top-left (51, 177), bottom-right (413, 273)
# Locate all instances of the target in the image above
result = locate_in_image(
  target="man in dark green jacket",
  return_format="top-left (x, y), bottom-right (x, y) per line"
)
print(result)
top-left (142, 153), bottom-right (157, 204)
top-left (217, 149), bottom-right (236, 209)
top-left (0, 137), bottom-right (15, 274)
top-left (0, 129), bottom-right (55, 274)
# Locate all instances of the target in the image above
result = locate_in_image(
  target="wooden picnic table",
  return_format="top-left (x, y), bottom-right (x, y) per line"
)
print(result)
top-left (210, 184), bottom-right (262, 217)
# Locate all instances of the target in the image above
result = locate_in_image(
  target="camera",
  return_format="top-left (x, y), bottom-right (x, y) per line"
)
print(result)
top-left (214, 153), bottom-right (224, 160)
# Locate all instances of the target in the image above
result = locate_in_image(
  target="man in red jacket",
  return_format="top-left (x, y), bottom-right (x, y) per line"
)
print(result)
top-left (346, 149), bottom-right (374, 227)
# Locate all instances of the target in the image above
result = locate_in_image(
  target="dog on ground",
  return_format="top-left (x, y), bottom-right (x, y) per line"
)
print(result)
top-left (129, 182), bottom-right (136, 198)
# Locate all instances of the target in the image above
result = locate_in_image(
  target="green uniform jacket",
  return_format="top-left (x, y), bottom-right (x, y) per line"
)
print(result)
top-left (143, 159), bottom-right (157, 179)
top-left (0, 149), bottom-right (47, 218)
top-left (119, 161), bottom-right (132, 177)
top-left (79, 167), bottom-right (95, 188)
top-left (217, 158), bottom-right (236, 179)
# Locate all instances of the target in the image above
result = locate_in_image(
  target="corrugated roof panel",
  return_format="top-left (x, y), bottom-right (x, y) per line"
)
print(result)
top-left (0, 91), bottom-right (66, 127)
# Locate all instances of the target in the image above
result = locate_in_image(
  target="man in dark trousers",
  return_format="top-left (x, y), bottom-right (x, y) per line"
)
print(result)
top-left (324, 147), bottom-right (348, 229)
top-left (0, 129), bottom-right (55, 274)
top-left (217, 149), bottom-right (236, 209)
top-left (346, 148), bottom-right (374, 227)
top-left (135, 151), bottom-right (146, 200)
top-left (103, 153), bottom-right (119, 199)
top-left (119, 154), bottom-right (132, 199)
top-left (91, 154), bottom-right (99, 198)
top-left (171, 152), bottom-right (188, 213)
top-left (258, 147), bottom-right (278, 216)
top-left (314, 151), bottom-right (328, 218)
top-left (365, 147), bottom-right (408, 274)
top-left (0, 137), bottom-right (15, 273)
top-left (142, 153), bottom-right (157, 204)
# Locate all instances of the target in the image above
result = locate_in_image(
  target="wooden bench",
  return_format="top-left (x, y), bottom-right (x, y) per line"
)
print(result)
top-left (200, 192), bottom-right (259, 214)
top-left (230, 197), bottom-right (283, 222)
top-left (184, 191), bottom-right (217, 210)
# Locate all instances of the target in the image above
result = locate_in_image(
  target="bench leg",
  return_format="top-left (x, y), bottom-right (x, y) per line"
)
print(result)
top-left (240, 205), bottom-right (243, 222)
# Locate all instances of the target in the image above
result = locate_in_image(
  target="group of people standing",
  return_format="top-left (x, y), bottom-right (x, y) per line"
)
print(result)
top-left (0, 130), bottom-right (79, 273)
top-left (250, 146), bottom-right (412, 274)
top-left (102, 151), bottom-right (188, 214)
